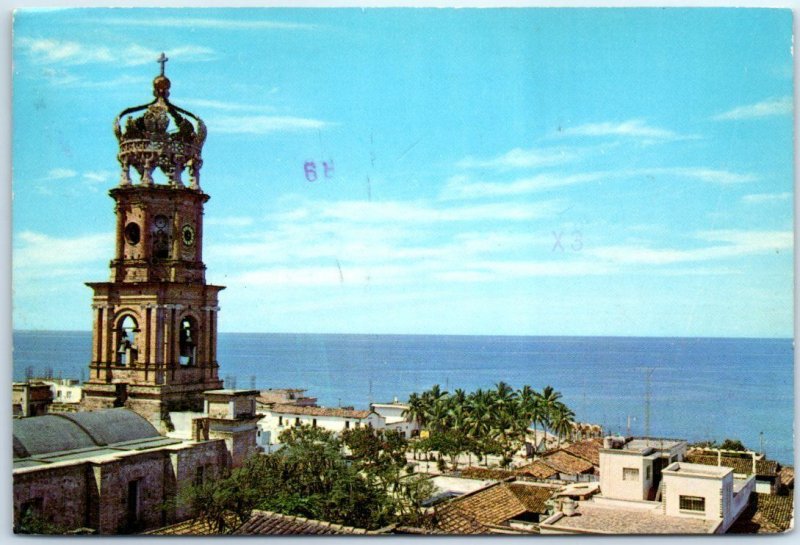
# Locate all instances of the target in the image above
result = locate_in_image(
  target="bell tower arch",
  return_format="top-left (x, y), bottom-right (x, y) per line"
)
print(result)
top-left (82, 55), bottom-right (224, 430)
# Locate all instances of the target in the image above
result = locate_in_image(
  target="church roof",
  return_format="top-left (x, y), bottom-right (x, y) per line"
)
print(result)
top-left (13, 408), bottom-right (160, 459)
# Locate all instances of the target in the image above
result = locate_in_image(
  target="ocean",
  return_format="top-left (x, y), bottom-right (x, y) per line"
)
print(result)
top-left (12, 331), bottom-right (794, 465)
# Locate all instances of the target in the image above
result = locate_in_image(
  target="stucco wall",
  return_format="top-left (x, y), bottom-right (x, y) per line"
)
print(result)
top-left (599, 450), bottom-right (651, 501)
top-left (662, 467), bottom-right (731, 523)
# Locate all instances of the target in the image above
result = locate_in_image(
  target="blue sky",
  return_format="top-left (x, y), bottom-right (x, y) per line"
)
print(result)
top-left (11, 8), bottom-right (794, 337)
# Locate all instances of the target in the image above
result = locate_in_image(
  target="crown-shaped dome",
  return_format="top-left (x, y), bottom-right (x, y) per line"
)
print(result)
top-left (113, 53), bottom-right (207, 189)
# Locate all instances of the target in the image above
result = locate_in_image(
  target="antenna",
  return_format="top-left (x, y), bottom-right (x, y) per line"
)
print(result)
top-left (582, 377), bottom-right (587, 419)
top-left (644, 367), bottom-right (654, 438)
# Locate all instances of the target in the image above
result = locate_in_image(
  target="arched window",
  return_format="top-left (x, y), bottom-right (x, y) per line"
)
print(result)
top-left (116, 315), bottom-right (139, 366)
top-left (179, 316), bottom-right (198, 366)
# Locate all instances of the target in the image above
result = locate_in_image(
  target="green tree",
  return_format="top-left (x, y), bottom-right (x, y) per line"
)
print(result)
top-left (342, 426), bottom-right (408, 492)
top-left (719, 438), bottom-right (748, 452)
top-left (182, 425), bottom-right (398, 532)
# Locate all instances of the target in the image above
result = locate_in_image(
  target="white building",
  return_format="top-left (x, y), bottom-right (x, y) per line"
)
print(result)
top-left (540, 436), bottom-right (756, 535)
top-left (370, 399), bottom-right (419, 438)
top-left (41, 378), bottom-right (83, 404)
top-left (257, 404), bottom-right (385, 451)
top-left (598, 436), bottom-right (687, 502)
top-left (662, 462), bottom-right (754, 533)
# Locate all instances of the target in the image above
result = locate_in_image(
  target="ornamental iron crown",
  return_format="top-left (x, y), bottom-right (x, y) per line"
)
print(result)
top-left (113, 53), bottom-right (207, 189)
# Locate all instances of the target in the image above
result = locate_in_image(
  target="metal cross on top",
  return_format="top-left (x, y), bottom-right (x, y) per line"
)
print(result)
top-left (157, 52), bottom-right (169, 76)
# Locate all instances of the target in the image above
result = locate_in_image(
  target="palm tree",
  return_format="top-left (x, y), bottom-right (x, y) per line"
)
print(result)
top-left (403, 392), bottom-right (427, 430)
top-left (518, 385), bottom-right (538, 454)
top-left (427, 393), bottom-right (451, 434)
top-left (421, 385), bottom-right (448, 432)
top-left (539, 385), bottom-right (563, 437)
top-left (465, 389), bottom-right (492, 466)
top-left (550, 402), bottom-right (576, 449)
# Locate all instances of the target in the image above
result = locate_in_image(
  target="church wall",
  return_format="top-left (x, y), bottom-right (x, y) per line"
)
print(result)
top-left (171, 439), bottom-right (229, 520)
top-left (13, 463), bottom-right (92, 532)
top-left (94, 451), bottom-right (169, 533)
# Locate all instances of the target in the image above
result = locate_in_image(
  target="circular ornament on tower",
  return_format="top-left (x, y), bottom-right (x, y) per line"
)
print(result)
top-left (181, 224), bottom-right (196, 246)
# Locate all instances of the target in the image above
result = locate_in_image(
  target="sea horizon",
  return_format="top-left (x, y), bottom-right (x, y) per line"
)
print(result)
top-left (10, 329), bottom-right (796, 341)
top-left (12, 330), bottom-right (794, 465)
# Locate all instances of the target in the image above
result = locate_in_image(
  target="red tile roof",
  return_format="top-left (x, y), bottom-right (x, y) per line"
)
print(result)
top-left (562, 438), bottom-right (603, 466)
top-left (728, 493), bottom-right (794, 534)
top-left (144, 514), bottom-right (240, 535)
top-left (685, 453), bottom-right (779, 477)
top-left (435, 482), bottom-right (555, 534)
top-left (233, 510), bottom-right (377, 535)
top-left (268, 403), bottom-right (371, 419)
top-left (515, 461), bottom-right (559, 480)
top-left (460, 467), bottom-right (516, 480)
top-left (539, 450), bottom-right (594, 475)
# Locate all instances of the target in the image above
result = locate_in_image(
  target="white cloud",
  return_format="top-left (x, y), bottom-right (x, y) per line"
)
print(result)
top-left (457, 146), bottom-right (577, 170)
top-left (438, 259), bottom-right (617, 280)
top-left (211, 115), bottom-right (331, 134)
top-left (17, 38), bottom-right (114, 64)
top-left (45, 168), bottom-right (77, 180)
top-left (206, 216), bottom-right (255, 227)
top-left (13, 231), bottom-right (110, 273)
top-left (121, 45), bottom-right (216, 66)
top-left (95, 17), bottom-right (317, 31)
top-left (82, 171), bottom-right (114, 184)
top-left (180, 98), bottom-right (276, 113)
top-left (742, 192), bottom-right (792, 204)
top-left (714, 97), bottom-right (793, 120)
top-left (645, 167), bottom-right (757, 185)
top-left (696, 229), bottom-right (793, 250)
top-left (40, 68), bottom-right (148, 89)
top-left (442, 166), bottom-right (754, 200)
top-left (586, 229), bottom-right (792, 265)
top-left (558, 119), bottom-right (690, 140)
top-left (17, 38), bottom-right (215, 66)
top-left (318, 199), bottom-right (561, 223)
top-left (442, 172), bottom-right (604, 199)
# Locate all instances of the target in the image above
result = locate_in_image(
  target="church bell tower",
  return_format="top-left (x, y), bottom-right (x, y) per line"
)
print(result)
top-left (83, 54), bottom-right (224, 429)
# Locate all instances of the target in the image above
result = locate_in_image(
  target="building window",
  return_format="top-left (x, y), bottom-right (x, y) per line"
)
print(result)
top-left (126, 480), bottom-right (141, 527)
top-left (66, 391), bottom-right (71, 399)
top-left (295, 417), bottom-right (301, 426)
top-left (278, 416), bottom-right (283, 427)
top-left (622, 468), bottom-right (639, 481)
top-left (312, 419), bottom-right (317, 428)
top-left (679, 495), bottom-right (705, 512)
top-left (195, 466), bottom-right (205, 487)
top-left (345, 421), bottom-right (350, 429)
top-left (646, 465), bottom-right (651, 480)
